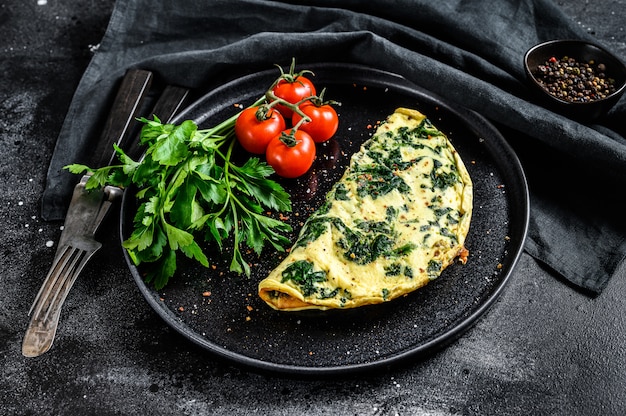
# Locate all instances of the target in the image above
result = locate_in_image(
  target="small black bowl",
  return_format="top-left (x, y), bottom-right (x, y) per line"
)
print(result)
top-left (524, 39), bottom-right (626, 121)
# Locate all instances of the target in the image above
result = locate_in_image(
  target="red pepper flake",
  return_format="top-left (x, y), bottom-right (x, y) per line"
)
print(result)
top-left (178, 306), bottom-right (185, 312)
top-left (548, 56), bottom-right (557, 63)
top-left (202, 291), bottom-right (211, 297)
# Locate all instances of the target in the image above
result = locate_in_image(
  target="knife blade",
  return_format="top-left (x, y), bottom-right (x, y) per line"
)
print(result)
top-left (124, 84), bottom-right (190, 160)
top-left (91, 69), bottom-right (154, 168)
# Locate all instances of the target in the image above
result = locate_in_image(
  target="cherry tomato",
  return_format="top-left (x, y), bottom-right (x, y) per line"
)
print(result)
top-left (272, 76), bottom-right (316, 118)
top-left (266, 129), bottom-right (316, 178)
top-left (292, 101), bottom-right (339, 143)
top-left (235, 106), bottom-right (286, 154)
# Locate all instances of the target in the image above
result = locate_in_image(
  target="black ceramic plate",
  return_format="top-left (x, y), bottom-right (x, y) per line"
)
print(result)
top-left (120, 63), bottom-right (529, 376)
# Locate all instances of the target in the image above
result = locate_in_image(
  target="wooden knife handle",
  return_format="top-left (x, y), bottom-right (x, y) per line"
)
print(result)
top-left (91, 68), bottom-right (153, 168)
top-left (123, 84), bottom-right (190, 160)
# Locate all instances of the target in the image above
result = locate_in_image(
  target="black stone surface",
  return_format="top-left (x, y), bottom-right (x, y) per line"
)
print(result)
top-left (1, 1), bottom-right (625, 414)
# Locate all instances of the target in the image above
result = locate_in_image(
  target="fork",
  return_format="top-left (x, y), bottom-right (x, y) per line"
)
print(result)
top-left (22, 68), bottom-right (153, 358)
top-left (22, 77), bottom-right (190, 357)
top-left (22, 177), bottom-right (122, 357)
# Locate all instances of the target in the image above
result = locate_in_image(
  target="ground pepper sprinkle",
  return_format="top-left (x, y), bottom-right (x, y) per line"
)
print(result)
top-left (534, 56), bottom-right (617, 102)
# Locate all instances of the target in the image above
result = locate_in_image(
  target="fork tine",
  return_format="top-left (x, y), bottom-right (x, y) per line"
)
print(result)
top-left (41, 246), bottom-right (85, 322)
top-left (28, 245), bottom-right (75, 316)
top-left (22, 239), bottom-right (101, 358)
top-left (22, 247), bottom-right (82, 357)
top-left (43, 246), bottom-right (100, 323)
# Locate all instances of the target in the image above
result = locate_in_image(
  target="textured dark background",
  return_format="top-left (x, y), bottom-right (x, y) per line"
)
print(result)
top-left (1, 1), bottom-right (625, 415)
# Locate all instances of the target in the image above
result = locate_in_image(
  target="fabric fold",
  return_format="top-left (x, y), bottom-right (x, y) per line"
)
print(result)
top-left (42, 0), bottom-right (626, 294)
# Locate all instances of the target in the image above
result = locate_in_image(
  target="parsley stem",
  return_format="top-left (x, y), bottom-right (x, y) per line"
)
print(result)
top-left (198, 96), bottom-right (266, 139)
top-left (66, 86), bottom-right (294, 287)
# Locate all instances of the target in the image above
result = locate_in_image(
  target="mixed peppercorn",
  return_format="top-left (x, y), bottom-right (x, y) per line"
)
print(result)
top-left (534, 56), bottom-right (617, 103)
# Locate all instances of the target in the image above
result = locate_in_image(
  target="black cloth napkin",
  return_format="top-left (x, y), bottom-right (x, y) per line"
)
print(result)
top-left (42, 0), bottom-right (626, 294)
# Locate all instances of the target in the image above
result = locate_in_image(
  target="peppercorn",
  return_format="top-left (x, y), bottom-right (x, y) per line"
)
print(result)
top-left (534, 56), bottom-right (617, 103)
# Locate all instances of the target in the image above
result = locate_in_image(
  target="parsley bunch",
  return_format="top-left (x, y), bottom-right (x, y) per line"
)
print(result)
top-left (66, 97), bottom-right (292, 289)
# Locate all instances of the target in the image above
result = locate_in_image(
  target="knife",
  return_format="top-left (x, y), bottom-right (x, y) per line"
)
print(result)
top-left (24, 68), bottom-right (195, 358)
top-left (22, 78), bottom-right (191, 357)
top-left (124, 84), bottom-right (190, 160)
top-left (22, 70), bottom-right (189, 357)
top-left (90, 69), bottom-right (154, 168)
top-left (22, 68), bottom-right (153, 357)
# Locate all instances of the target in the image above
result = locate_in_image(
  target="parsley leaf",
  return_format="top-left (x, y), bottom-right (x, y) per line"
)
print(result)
top-left (65, 96), bottom-right (293, 289)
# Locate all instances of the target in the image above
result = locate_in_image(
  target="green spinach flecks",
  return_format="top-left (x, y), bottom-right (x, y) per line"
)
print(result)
top-left (428, 158), bottom-right (459, 191)
top-left (354, 163), bottom-right (410, 199)
top-left (385, 263), bottom-right (415, 278)
top-left (281, 260), bottom-right (327, 297)
top-left (339, 289), bottom-right (353, 306)
top-left (384, 263), bottom-right (402, 276)
top-left (318, 287), bottom-right (340, 299)
top-left (334, 183), bottom-right (350, 201)
top-left (427, 259), bottom-right (442, 278)
top-left (294, 217), bottom-right (329, 249)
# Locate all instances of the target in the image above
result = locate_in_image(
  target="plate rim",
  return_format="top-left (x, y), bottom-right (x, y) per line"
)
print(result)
top-left (120, 62), bottom-right (529, 376)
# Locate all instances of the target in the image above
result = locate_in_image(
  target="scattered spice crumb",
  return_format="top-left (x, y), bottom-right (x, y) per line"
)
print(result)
top-left (202, 291), bottom-right (211, 297)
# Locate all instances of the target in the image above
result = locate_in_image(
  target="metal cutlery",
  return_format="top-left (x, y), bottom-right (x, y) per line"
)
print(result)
top-left (22, 177), bottom-right (124, 358)
top-left (22, 69), bottom-right (190, 357)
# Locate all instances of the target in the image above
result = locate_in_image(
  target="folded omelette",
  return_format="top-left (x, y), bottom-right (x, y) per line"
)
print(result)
top-left (258, 108), bottom-right (473, 311)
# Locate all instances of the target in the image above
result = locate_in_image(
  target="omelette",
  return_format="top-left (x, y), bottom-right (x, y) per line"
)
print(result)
top-left (258, 108), bottom-right (473, 311)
